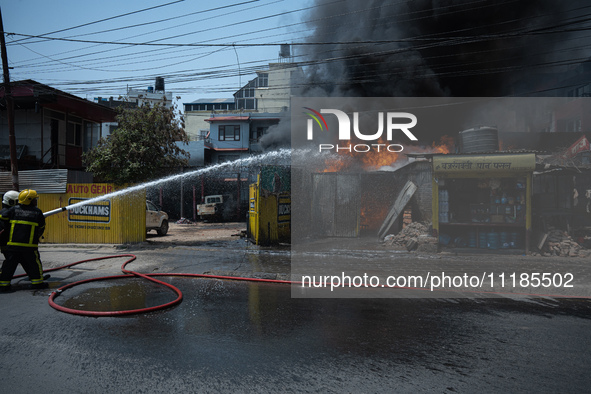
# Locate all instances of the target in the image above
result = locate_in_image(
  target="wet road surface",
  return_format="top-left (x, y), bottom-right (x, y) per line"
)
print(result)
top-left (0, 244), bottom-right (590, 392)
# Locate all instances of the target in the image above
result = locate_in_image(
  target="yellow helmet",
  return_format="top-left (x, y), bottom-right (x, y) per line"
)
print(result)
top-left (18, 189), bottom-right (38, 205)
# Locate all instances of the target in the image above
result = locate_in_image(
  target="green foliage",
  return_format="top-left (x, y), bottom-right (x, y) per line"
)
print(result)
top-left (83, 100), bottom-right (189, 185)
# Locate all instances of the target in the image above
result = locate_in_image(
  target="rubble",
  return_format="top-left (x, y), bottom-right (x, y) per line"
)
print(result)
top-left (383, 222), bottom-right (436, 252)
top-left (538, 228), bottom-right (588, 258)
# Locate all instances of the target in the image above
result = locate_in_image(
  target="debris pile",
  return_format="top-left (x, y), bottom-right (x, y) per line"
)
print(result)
top-left (175, 217), bottom-right (194, 224)
top-left (383, 222), bottom-right (437, 252)
top-left (537, 228), bottom-right (588, 258)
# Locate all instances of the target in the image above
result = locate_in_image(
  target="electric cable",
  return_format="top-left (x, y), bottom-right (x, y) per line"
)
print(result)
top-left (7, 0), bottom-right (186, 45)
top-left (5, 0), bottom-right (527, 69)
top-left (9, 0), bottom-right (589, 89)
top-left (5, 1), bottom-right (591, 99)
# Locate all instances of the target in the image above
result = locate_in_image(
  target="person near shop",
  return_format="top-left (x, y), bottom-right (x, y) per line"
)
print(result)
top-left (0, 189), bottom-right (47, 292)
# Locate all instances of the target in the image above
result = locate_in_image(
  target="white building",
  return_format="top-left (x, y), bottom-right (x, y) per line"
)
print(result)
top-left (234, 63), bottom-right (303, 113)
top-left (94, 77), bottom-right (174, 137)
top-left (127, 77), bottom-right (173, 108)
top-left (183, 98), bottom-right (236, 141)
top-left (184, 61), bottom-right (303, 140)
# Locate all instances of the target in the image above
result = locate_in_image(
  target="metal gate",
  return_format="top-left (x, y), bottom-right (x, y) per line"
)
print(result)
top-left (311, 173), bottom-right (360, 237)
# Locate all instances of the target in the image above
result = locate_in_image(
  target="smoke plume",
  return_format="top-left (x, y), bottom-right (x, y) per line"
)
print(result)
top-left (301, 0), bottom-right (591, 97)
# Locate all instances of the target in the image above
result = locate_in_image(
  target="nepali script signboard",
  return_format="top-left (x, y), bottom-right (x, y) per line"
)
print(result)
top-left (433, 153), bottom-right (536, 176)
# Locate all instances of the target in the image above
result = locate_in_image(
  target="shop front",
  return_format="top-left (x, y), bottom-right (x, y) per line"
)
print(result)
top-left (432, 153), bottom-right (536, 253)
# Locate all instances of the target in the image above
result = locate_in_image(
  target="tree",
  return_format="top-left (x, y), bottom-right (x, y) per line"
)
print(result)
top-left (83, 100), bottom-right (189, 185)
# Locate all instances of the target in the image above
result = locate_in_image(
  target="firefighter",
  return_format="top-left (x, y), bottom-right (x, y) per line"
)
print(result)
top-left (0, 190), bottom-right (20, 258)
top-left (0, 189), bottom-right (47, 292)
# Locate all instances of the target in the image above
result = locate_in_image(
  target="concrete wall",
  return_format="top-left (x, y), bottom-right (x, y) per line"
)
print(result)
top-left (255, 64), bottom-right (303, 113)
top-left (184, 112), bottom-right (211, 141)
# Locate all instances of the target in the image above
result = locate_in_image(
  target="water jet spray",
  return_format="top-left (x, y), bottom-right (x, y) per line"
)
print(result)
top-left (42, 148), bottom-right (294, 218)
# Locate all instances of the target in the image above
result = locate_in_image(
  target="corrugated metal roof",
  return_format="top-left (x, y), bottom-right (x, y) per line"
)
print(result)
top-left (185, 98), bottom-right (235, 104)
top-left (0, 169), bottom-right (68, 194)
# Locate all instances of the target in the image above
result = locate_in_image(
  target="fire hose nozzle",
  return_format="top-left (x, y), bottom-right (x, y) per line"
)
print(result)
top-left (43, 207), bottom-right (68, 218)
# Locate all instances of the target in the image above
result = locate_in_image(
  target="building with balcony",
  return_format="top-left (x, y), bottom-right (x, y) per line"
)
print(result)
top-left (203, 112), bottom-right (282, 164)
top-left (0, 80), bottom-right (116, 172)
top-left (183, 98), bottom-right (235, 141)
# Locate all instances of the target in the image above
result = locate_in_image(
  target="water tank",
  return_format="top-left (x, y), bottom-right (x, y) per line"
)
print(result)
top-left (279, 44), bottom-right (291, 58)
top-left (155, 77), bottom-right (165, 92)
top-left (459, 126), bottom-right (499, 153)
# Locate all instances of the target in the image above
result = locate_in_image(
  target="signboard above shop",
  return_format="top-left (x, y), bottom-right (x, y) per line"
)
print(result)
top-left (433, 153), bottom-right (536, 176)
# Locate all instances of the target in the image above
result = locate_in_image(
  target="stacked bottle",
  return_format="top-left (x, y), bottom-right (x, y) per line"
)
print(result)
top-left (487, 231), bottom-right (499, 250)
top-left (439, 189), bottom-right (449, 223)
top-left (500, 231), bottom-right (509, 248)
top-left (479, 232), bottom-right (487, 249)
top-left (468, 231), bottom-right (477, 248)
top-left (510, 232), bottom-right (520, 248)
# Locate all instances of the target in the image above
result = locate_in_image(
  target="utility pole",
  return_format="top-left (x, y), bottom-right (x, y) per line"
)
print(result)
top-left (0, 7), bottom-right (18, 191)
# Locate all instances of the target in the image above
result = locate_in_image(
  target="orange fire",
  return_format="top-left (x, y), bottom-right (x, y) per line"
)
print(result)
top-left (360, 203), bottom-right (389, 231)
top-left (498, 139), bottom-right (516, 151)
top-left (431, 135), bottom-right (452, 154)
top-left (322, 135), bottom-right (454, 172)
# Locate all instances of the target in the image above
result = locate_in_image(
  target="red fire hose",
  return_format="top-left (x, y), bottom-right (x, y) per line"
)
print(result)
top-left (38, 254), bottom-right (292, 317)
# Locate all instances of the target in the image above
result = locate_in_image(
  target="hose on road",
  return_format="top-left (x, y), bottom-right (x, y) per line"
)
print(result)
top-left (41, 254), bottom-right (292, 317)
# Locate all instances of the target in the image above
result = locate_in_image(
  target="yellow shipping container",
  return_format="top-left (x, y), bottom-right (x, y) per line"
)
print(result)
top-left (248, 175), bottom-right (291, 245)
top-left (38, 183), bottom-right (146, 244)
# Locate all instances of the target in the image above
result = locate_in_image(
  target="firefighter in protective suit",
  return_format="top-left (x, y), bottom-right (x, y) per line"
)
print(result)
top-left (0, 191), bottom-right (19, 293)
top-left (0, 189), bottom-right (47, 292)
top-left (0, 190), bottom-right (20, 258)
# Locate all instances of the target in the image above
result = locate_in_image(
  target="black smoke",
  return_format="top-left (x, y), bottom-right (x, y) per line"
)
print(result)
top-left (301, 0), bottom-right (591, 97)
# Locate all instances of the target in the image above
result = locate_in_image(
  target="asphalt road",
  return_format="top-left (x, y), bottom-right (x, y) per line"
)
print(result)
top-left (0, 241), bottom-right (589, 393)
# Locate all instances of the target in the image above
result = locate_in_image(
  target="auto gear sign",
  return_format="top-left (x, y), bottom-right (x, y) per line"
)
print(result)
top-left (37, 183), bottom-right (146, 244)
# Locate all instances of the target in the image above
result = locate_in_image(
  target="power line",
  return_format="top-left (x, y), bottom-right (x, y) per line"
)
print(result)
top-left (8, 0), bottom-right (289, 70)
top-left (58, 0), bottom-right (262, 40)
top-left (5, 0), bottom-right (548, 72)
top-left (7, 1), bottom-right (591, 100)
top-left (8, 0), bottom-right (186, 45)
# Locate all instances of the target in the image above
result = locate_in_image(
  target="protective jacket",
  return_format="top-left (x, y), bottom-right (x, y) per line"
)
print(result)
top-left (0, 206), bottom-right (10, 249)
top-left (0, 204), bottom-right (45, 249)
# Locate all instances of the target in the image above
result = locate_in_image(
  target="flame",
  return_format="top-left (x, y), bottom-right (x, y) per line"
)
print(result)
top-left (323, 138), bottom-right (402, 172)
top-left (360, 137), bottom-right (400, 170)
top-left (498, 139), bottom-right (516, 151)
top-left (360, 204), bottom-right (389, 231)
top-left (430, 135), bottom-right (453, 154)
top-left (322, 135), bottom-right (454, 172)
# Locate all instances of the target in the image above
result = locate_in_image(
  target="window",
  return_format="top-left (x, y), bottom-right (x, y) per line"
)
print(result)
top-left (219, 125), bottom-right (241, 141)
top-left (67, 121), bottom-right (82, 146)
top-left (147, 201), bottom-right (159, 211)
top-left (83, 122), bottom-right (100, 152)
top-left (251, 127), bottom-right (267, 141)
top-left (257, 73), bottom-right (268, 87)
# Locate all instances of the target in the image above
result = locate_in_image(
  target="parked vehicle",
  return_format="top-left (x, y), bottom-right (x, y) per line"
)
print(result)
top-left (196, 194), bottom-right (236, 221)
top-left (146, 200), bottom-right (169, 236)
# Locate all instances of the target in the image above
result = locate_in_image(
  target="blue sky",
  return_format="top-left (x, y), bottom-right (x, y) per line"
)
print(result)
top-left (4, 1), bottom-right (591, 103)
top-left (2, 0), bottom-right (309, 104)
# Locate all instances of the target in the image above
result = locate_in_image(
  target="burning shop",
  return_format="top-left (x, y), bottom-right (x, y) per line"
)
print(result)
top-left (431, 153), bottom-right (536, 253)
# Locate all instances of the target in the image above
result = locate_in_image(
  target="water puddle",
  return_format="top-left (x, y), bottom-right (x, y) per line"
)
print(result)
top-left (57, 278), bottom-right (177, 312)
